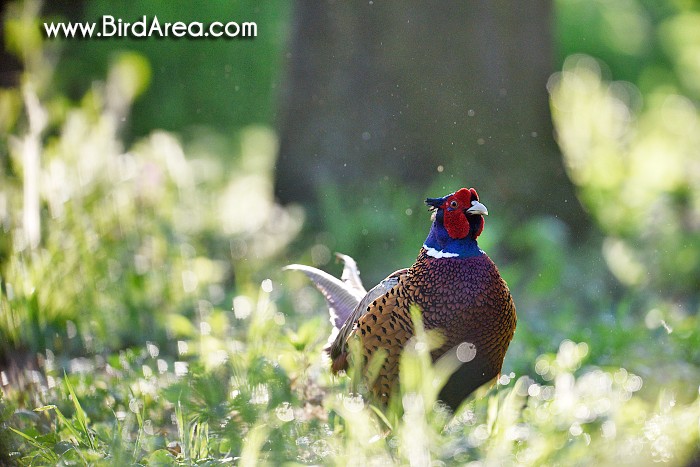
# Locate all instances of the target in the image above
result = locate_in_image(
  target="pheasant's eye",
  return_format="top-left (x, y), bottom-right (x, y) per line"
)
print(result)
top-left (449, 200), bottom-right (458, 208)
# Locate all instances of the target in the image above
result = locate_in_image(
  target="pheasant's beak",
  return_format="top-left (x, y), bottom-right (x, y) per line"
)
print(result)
top-left (466, 200), bottom-right (488, 216)
top-left (425, 197), bottom-right (445, 209)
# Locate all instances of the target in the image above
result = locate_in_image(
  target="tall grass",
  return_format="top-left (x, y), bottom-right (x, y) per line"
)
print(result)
top-left (5, 279), bottom-right (699, 464)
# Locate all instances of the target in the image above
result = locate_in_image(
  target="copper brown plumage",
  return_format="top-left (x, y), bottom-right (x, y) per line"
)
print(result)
top-left (285, 187), bottom-right (516, 409)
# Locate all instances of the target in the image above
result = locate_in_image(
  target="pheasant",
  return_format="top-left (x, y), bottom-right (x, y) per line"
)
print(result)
top-left (286, 187), bottom-right (516, 409)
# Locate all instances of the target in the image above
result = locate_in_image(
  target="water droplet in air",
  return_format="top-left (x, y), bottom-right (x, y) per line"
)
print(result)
top-left (276, 402), bottom-right (294, 422)
top-left (146, 342), bottom-right (159, 358)
top-left (261, 279), bottom-right (273, 293)
top-left (498, 374), bottom-right (511, 385)
top-left (174, 361), bottom-right (188, 376)
top-left (233, 295), bottom-right (253, 319)
top-left (456, 342), bottom-right (477, 362)
top-left (343, 393), bottom-right (364, 412)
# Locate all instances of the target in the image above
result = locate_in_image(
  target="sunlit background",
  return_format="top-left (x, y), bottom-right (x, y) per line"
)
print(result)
top-left (0, 0), bottom-right (698, 464)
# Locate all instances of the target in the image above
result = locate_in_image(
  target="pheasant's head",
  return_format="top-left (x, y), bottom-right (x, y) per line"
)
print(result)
top-left (424, 187), bottom-right (488, 257)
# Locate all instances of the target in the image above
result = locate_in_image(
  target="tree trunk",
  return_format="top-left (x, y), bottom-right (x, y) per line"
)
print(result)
top-left (275, 0), bottom-right (588, 236)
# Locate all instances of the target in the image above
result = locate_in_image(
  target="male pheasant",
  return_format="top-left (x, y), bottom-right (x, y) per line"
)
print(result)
top-left (286, 187), bottom-right (516, 409)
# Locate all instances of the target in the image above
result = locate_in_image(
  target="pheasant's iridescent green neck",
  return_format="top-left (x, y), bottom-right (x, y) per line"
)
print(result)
top-left (424, 220), bottom-right (484, 258)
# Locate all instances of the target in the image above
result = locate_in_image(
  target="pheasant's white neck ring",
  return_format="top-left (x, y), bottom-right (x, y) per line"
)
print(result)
top-left (423, 245), bottom-right (460, 258)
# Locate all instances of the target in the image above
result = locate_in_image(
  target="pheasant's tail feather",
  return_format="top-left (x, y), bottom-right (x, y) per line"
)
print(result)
top-left (284, 253), bottom-right (368, 331)
top-left (284, 263), bottom-right (363, 329)
top-left (335, 253), bottom-right (366, 295)
top-left (330, 351), bottom-right (348, 374)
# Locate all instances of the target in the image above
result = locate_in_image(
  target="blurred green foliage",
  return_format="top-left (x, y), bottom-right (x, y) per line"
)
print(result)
top-left (0, 1), bottom-right (301, 359)
top-left (553, 0), bottom-right (700, 304)
top-left (1, 0), bottom-right (699, 464)
top-left (45, 0), bottom-right (291, 143)
top-left (550, 55), bottom-right (700, 299)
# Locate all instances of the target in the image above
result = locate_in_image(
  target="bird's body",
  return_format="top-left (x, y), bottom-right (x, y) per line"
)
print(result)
top-left (286, 187), bottom-right (516, 409)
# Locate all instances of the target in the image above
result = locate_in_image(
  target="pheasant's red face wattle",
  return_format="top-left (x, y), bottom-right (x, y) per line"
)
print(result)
top-left (442, 188), bottom-right (483, 240)
top-left (442, 189), bottom-right (471, 239)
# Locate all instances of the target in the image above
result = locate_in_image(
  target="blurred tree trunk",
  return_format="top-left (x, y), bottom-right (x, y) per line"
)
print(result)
top-left (275, 0), bottom-right (589, 236)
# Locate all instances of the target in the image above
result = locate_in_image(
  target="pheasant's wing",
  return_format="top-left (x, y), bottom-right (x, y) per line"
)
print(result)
top-left (329, 268), bottom-right (409, 365)
top-left (284, 264), bottom-right (364, 329)
top-left (340, 268), bottom-right (407, 338)
top-left (353, 284), bottom-right (415, 403)
top-left (335, 253), bottom-right (366, 295)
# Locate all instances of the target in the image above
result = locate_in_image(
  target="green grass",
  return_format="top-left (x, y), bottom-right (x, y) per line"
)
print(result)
top-left (2, 284), bottom-right (699, 465)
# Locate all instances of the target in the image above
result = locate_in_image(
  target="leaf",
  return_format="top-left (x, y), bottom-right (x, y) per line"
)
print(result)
top-left (9, 427), bottom-right (60, 463)
top-left (143, 448), bottom-right (178, 466)
top-left (64, 375), bottom-right (98, 451)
